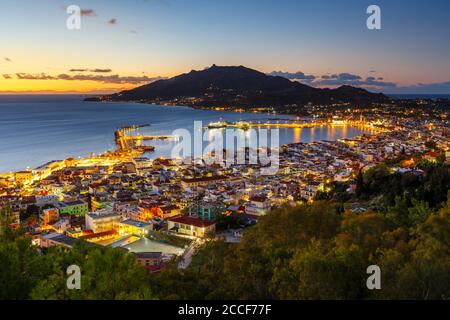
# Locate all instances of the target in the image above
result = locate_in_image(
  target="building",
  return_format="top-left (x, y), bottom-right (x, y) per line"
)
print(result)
top-left (35, 195), bottom-right (59, 206)
top-left (85, 212), bottom-right (122, 233)
top-left (119, 219), bottom-right (153, 237)
top-left (181, 175), bottom-right (227, 189)
top-left (134, 158), bottom-right (153, 170)
top-left (58, 200), bottom-right (89, 216)
top-left (168, 215), bottom-right (216, 238)
top-left (40, 208), bottom-right (60, 225)
top-left (245, 196), bottom-right (270, 216)
top-left (190, 203), bottom-right (224, 220)
top-left (79, 230), bottom-right (117, 242)
top-left (133, 252), bottom-right (163, 271)
top-left (14, 171), bottom-right (33, 185)
top-left (150, 205), bottom-right (181, 220)
top-left (40, 232), bottom-right (78, 248)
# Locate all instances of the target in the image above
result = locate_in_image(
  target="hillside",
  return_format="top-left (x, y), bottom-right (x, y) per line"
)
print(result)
top-left (87, 65), bottom-right (390, 111)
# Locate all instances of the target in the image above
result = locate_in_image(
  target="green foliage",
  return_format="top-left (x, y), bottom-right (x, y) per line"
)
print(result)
top-left (356, 163), bottom-right (450, 209)
top-left (0, 206), bottom-right (15, 237)
top-left (30, 241), bottom-right (154, 300)
top-left (215, 213), bottom-right (246, 230)
top-left (0, 227), bottom-right (155, 300)
top-left (20, 204), bottom-right (39, 225)
top-left (1, 164), bottom-right (449, 300)
top-left (424, 140), bottom-right (437, 150)
top-left (150, 191), bottom-right (450, 300)
top-left (355, 170), bottom-right (365, 197)
top-left (0, 232), bottom-right (52, 299)
top-left (373, 201), bottom-right (450, 299)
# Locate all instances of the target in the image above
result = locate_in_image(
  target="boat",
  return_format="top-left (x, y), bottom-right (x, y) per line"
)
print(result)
top-left (235, 121), bottom-right (251, 130)
top-left (207, 120), bottom-right (228, 129)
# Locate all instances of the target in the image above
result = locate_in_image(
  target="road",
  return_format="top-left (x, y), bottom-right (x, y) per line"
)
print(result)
top-left (178, 238), bottom-right (203, 269)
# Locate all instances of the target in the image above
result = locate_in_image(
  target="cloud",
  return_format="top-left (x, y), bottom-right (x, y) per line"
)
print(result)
top-left (391, 81), bottom-right (450, 94)
top-left (3, 74), bottom-right (12, 79)
top-left (0, 88), bottom-right (130, 95)
top-left (362, 77), bottom-right (397, 87)
top-left (322, 73), bottom-right (362, 81)
top-left (69, 68), bottom-right (112, 73)
top-left (6, 72), bottom-right (165, 84)
top-left (4, 57), bottom-right (12, 62)
top-left (316, 76), bottom-right (396, 88)
top-left (272, 70), bottom-right (397, 89)
top-left (80, 9), bottom-right (96, 17)
top-left (268, 71), bottom-right (316, 82)
top-left (56, 74), bottom-right (165, 84)
top-left (16, 73), bottom-right (56, 80)
top-left (108, 18), bottom-right (117, 25)
top-left (92, 68), bottom-right (112, 73)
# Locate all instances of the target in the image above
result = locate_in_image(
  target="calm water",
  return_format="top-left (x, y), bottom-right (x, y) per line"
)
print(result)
top-left (0, 95), bottom-right (372, 172)
top-left (388, 94), bottom-right (450, 99)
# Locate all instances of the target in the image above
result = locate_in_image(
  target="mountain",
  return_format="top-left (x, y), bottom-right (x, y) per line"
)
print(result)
top-left (88, 65), bottom-right (390, 112)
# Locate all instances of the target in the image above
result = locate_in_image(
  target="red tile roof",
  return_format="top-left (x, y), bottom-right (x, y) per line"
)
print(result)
top-left (181, 175), bottom-right (227, 183)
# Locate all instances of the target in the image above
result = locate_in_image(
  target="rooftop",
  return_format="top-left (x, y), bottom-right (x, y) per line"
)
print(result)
top-left (87, 212), bottom-right (121, 220)
top-left (133, 252), bottom-right (162, 259)
top-left (169, 215), bottom-right (216, 228)
top-left (60, 200), bottom-right (86, 207)
top-left (121, 219), bottom-right (151, 228)
top-left (181, 175), bottom-right (227, 183)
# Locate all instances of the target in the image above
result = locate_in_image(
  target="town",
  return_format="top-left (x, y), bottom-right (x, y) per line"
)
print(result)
top-left (1, 104), bottom-right (449, 272)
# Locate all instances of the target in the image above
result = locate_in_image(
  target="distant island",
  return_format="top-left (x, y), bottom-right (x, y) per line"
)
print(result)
top-left (85, 65), bottom-right (391, 114)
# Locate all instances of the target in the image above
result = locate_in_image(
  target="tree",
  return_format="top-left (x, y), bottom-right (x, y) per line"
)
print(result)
top-left (374, 201), bottom-right (450, 299)
top-left (150, 193), bottom-right (450, 300)
top-left (424, 140), bottom-right (437, 150)
top-left (20, 204), bottom-right (39, 223)
top-left (31, 241), bottom-right (155, 300)
top-left (0, 232), bottom-right (52, 299)
top-left (355, 170), bottom-right (365, 197)
top-left (0, 223), bottom-right (156, 300)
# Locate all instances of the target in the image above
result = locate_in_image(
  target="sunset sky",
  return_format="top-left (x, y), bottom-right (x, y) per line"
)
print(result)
top-left (1, 0), bottom-right (450, 94)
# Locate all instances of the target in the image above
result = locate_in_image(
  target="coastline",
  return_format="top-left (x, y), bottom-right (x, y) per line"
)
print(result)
top-left (1, 121), bottom-right (383, 181)
top-left (1, 97), bottom-right (386, 178)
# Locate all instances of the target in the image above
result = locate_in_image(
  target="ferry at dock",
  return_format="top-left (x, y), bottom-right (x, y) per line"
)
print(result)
top-left (235, 121), bottom-right (251, 130)
top-left (207, 120), bottom-right (228, 129)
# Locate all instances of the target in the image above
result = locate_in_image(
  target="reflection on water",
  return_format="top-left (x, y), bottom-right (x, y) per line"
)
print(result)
top-left (0, 96), bottom-right (375, 172)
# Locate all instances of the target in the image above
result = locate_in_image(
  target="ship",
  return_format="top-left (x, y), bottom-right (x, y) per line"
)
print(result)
top-left (207, 120), bottom-right (228, 129)
top-left (235, 121), bottom-right (251, 130)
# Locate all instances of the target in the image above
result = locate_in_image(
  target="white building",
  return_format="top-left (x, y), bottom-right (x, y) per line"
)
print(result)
top-left (85, 212), bottom-right (122, 233)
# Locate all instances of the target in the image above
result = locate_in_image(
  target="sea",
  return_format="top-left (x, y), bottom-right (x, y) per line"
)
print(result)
top-left (0, 94), bottom-right (375, 172)
top-left (388, 94), bottom-right (450, 100)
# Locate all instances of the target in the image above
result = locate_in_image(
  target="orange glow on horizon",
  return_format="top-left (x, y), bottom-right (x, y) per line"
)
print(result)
top-left (0, 78), bottom-right (140, 94)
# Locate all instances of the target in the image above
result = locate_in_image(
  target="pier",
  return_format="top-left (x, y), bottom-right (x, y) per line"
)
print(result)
top-left (115, 124), bottom-right (179, 152)
top-left (209, 119), bottom-right (387, 131)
